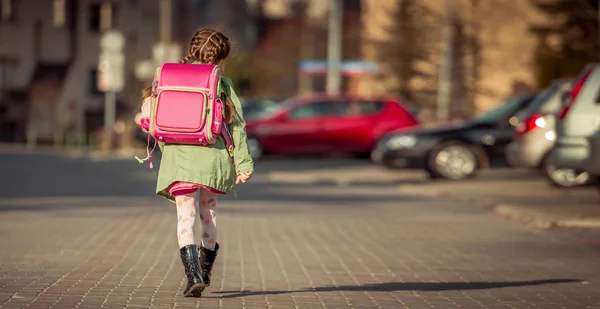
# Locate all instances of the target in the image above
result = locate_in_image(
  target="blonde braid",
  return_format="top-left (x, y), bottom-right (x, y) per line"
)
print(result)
top-left (179, 33), bottom-right (205, 63)
top-left (179, 54), bottom-right (193, 64)
top-left (197, 32), bottom-right (217, 58)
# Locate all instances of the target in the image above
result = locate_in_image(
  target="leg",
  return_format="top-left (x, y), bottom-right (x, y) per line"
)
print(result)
top-left (174, 191), bottom-right (205, 297)
top-left (197, 188), bottom-right (220, 286)
top-left (175, 192), bottom-right (197, 248)
top-left (198, 189), bottom-right (218, 250)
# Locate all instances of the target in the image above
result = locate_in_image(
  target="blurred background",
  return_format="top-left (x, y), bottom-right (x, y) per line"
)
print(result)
top-left (1, 0), bottom-right (600, 188)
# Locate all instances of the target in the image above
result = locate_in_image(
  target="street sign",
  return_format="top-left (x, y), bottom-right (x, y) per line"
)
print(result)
top-left (98, 29), bottom-right (126, 133)
top-left (98, 52), bottom-right (125, 92)
top-left (100, 30), bottom-right (125, 52)
top-left (98, 30), bottom-right (125, 92)
top-left (299, 60), bottom-right (378, 76)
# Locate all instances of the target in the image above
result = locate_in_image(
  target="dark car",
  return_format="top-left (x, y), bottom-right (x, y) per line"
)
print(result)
top-left (371, 93), bottom-right (538, 180)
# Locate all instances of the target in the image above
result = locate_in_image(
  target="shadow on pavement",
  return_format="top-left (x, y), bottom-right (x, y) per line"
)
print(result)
top-left (209, 278), bottom-right (582, 298)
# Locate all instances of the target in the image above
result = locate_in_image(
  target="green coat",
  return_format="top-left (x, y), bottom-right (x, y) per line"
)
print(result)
top-left (155, 75), bottom-right (254, 202)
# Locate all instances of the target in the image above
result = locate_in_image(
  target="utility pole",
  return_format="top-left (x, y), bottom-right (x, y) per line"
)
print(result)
top-left (598, 1), bottom-right (600, 61)
top-left (153, 0), bottom-right (179, 65)
top-left (326, 0), bottom-right (343, 95)
top-left (298, 2), bottom-right (313, 95)
top-left (436, 0), bottom-right (454, 121)
top-left (159, 0), bottom-right (172, 43)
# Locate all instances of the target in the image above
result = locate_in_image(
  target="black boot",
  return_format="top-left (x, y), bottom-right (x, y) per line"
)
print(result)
top-left (179, 245), bottom-right (205, 297)
top-left (198, 243), bottom-right (219, 286)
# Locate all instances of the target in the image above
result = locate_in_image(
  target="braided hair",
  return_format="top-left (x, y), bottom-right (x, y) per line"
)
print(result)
top-left (180, 29), bottom-right (231, 65)
top-left (141, 29), bottom-right (235, 124)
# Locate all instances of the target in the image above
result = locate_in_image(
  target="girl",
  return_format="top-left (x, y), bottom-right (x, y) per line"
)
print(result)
top-left (137, 29), bottom-right (254, 298)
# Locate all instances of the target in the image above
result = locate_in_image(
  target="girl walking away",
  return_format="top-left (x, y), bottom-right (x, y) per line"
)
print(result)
top-left (136, 29), bottom-right (254, 297)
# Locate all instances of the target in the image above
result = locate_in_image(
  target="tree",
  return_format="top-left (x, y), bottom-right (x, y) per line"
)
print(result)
top-left (373, 0), bottom-right (436, 109)
top-left (530, 0), bottom-right (599, 85)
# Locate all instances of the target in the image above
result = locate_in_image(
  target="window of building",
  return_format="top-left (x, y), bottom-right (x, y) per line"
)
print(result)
top-left (1, 0), bottom-right (13, 22)
top-left (89, 69), bottom-right (102, 95)
top-left (53, 0), bottom-right (66, 27)
top-left (90, 2), bottom-right (116, 32)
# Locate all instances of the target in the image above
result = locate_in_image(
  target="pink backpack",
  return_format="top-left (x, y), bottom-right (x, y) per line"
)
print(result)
top-left (135, 63), bottom-right (233, 168)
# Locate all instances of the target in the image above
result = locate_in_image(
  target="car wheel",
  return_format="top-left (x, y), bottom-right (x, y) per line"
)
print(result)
top-left (544, 163), bottom-right (590, 188)
top-left (425, 164), bottom-right (441, 179)
top-left (428, 142), bottom-right (478, 180)
top-left (247, 137), bottom-right (264, 161)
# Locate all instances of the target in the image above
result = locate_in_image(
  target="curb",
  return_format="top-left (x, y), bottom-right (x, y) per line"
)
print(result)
top-left (494, 204), bottom-right (558, 229)
top-left (494, 203), bottom-right (600, 229)
top-left (397, 186), bottom-right (600, 230)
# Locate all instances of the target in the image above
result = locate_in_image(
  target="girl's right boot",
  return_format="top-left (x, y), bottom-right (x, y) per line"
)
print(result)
top-left (179, 245), bottom-right (205, 297)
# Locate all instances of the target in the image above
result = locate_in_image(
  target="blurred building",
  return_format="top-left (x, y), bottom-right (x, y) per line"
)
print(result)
top-left (177, 0), bottom-right (256, 50)
top-left (254, 0), bottom-right (330, 19)
top-left (0, 0), bottom-right (255, 144)
top-left (248, 0), bottom-right (363, 98)
top-left (359, 0), bottom-right (553, 119)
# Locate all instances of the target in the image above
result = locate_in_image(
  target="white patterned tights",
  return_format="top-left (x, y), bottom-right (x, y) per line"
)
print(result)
top-left (174, 189), bottom-right (218, 250)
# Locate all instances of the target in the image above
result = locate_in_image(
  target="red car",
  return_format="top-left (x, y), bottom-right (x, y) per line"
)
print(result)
top-left (244, 95), bottom-right (419, 159)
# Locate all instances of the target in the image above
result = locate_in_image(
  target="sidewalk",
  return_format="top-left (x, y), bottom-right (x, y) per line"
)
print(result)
top-left (267, 165), bottom-right (600, 229)
top-left (2, 155), bottom-right (600, 308)
top-left (495, 202), bottom-right (600, 229)
top-left (1, 190), bottom-right (599, 308)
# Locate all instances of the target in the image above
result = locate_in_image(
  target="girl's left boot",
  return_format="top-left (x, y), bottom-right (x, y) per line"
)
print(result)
top-left (198, 243), bottom-right (219, 286)
top-left (179, 245), bottom-right (205, 297)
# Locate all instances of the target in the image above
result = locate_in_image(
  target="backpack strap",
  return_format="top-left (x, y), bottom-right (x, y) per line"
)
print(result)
top-left (218, 79), bottom-right (235, 163)
top-left (221, 124), bottom-right (234, 164)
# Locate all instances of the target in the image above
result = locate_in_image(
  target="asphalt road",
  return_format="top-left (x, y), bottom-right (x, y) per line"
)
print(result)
top-left (1, 151), bottom-right (600, 308)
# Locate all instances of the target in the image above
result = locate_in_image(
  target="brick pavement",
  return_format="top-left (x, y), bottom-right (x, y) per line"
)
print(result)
top-left (1, 191), bottom-right (600, 308)
top-left (1, 154), bottom-right (600, 308)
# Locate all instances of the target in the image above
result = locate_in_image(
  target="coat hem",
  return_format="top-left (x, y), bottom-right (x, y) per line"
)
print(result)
top-left (156, 178), bottom-right (237, 203)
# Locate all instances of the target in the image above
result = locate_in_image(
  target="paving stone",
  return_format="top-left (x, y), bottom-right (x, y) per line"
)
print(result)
top-left (3, 154), bottom-right (600, 308)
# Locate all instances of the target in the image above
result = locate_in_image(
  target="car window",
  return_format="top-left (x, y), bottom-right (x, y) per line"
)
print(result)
top-left (289, 101), bottom-right (350, 119)
top-left (514, 82), bottom-right (571, 118)
top-left (540, 84), bottom-right (573, 114)
top-left (521, 85), bottom-right (558, 116)
top-left (474, 94), bottom-right (535, 123)
top-left (348, 101), bottom-right (384, 115)
top-left (241, 99), bottom-right (279, 118)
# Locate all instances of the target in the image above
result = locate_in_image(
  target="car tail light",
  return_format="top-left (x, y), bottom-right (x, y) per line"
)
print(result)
top-left (516, 114), bottom-right (546, 136)
top-left (558, 65), bottom-right (594, 120)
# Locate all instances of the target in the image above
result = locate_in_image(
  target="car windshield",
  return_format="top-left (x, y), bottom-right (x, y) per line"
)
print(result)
top-left (241, 99), bottom-right (281, 118)
top-left (256, 97), bottom-right (297, 116)
top-left (473, 95), bottom-right (531, 123)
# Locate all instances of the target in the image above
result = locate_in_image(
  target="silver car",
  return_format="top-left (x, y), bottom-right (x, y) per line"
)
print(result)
top-left (583, 129), bottom-right (600, 186)
top-left (505, 79), bottom-right (588, 187)
top-left (549, 63), bottom-right (600, 184)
